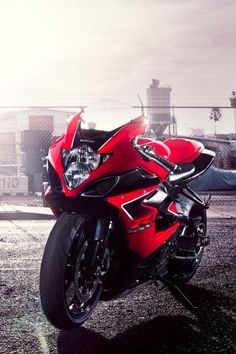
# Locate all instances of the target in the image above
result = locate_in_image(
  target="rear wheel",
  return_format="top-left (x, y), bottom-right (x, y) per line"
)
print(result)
top-left (167, 206), bottom-right (207, 284)
top-left (40, 213), bottom-right (108, 329)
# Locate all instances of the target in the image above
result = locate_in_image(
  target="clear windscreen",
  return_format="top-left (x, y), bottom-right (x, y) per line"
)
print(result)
top-left (81, 100), bottom-right (143, 131)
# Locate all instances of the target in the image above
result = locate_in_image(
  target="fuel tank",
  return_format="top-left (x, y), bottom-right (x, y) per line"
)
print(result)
top-left (163, 138), bottom-right (204, 164)
top-left (137, 137), bottom-right (204, 165)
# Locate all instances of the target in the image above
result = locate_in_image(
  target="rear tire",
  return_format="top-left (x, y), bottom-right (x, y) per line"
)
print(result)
top-left (167, 205), bottom-right (207, 284)
top-left (40, 213), bottom-right (104, 329)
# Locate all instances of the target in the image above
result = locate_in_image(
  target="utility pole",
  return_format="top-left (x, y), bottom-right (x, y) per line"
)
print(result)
top-left (229, 91), bottom-right (236, 138)
top-left (172, 105), bottom-right (177, 135)
top-left (137, 94), bottom-right (144, 115)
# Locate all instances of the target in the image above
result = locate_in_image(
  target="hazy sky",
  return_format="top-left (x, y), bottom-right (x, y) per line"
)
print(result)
top-left (0, 0), bottom-right (235, 132)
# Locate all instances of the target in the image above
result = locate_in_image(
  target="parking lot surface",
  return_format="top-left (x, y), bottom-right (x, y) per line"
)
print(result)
top-left (0, 218), bottom-right (235, 354)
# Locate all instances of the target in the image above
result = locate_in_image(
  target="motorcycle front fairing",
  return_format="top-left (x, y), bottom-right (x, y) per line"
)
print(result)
top-left (47, 114), bottom-right (147, 197)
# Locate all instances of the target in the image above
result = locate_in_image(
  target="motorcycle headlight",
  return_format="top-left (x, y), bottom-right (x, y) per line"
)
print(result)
top-left (61, 145), bottom-right (101, 190)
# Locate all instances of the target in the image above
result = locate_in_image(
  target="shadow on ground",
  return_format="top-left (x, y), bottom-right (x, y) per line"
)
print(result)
top-left (57, 284), bottom-right (235, 354)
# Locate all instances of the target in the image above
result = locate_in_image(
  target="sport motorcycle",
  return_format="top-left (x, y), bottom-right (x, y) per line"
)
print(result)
top-left (40, 101), bottom-right (215, 329)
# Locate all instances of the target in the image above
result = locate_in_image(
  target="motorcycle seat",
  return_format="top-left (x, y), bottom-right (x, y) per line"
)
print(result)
top-left (169, 163), bottom-right (195, 184)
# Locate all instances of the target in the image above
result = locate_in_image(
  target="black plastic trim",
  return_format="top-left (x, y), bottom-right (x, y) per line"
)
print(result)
top-left (72, 124), bottom-right (122, 151)
top-left (46, 192), bottom-right (113, 217)
top-left (80, 168), bottom-right (160, 198)
top-left (169, 149), bottom-right (215, 185)
top-left (47, 161), bottom-right (63, 192)
top-left (123, 195), bottom-right (154, 219)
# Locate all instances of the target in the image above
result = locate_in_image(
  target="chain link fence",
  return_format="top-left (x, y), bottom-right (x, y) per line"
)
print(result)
top-left (0, 105), bottom-right (235, 207)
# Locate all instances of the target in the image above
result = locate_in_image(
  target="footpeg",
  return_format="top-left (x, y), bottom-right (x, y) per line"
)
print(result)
top-left (201, 236), bottom-right (210, 246)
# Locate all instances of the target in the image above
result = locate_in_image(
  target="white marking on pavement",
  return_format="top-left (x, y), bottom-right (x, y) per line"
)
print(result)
top-left (35, 323), bottom-right (50, 354)
top-left (0, 268), bottom-right (38, 271)
top-left (0, 258), bottom-right (41, 262)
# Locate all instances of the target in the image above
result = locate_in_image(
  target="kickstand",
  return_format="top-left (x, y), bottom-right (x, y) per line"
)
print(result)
top-left (158, 277), bottom-right (198, 310)
top-left (154, 279), bottom-right (167, 291)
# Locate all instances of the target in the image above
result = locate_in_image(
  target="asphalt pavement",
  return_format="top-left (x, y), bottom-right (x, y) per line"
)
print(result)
top-left (0, 217), bottom-right (235, 353)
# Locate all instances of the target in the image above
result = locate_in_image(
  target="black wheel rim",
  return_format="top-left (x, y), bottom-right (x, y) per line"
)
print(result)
top-left (172, 219), bottom-right (206, 281)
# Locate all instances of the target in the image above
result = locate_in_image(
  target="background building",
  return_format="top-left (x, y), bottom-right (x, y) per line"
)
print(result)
top-left (0, 109), bottom-right (74, 195)
top-left (147, 79), bottom-right (176, 136)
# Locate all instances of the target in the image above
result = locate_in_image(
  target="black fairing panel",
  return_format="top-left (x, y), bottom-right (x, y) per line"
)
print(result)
top-left (47, 160), bottom-right (63, 192)
top-left (173, 149), bottom-right (215, 184)
top-left (80, 168), bottom-right (159, 197)
top-left (72, 125), bottom-right (122, 151)
top-left (46, 192), bottom-right (114, 218)
top-left (189, 149), bottom-right (215, 181)
top-left (123, 195), bottom-right (153, 219)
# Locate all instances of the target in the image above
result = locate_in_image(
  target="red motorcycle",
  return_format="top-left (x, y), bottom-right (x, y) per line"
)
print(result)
top-left (40, 102), bottom-right (215, 329)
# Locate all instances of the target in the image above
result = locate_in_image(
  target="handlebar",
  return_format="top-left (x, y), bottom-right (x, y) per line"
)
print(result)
top-left (135, 145), bottom-right (181, 173)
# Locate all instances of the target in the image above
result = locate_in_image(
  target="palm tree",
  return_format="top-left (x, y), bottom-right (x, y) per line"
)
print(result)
top-left (229, 91), bottom-right (236, 108)
top-left (229, 91), bottom-right (236, 136)
top-left (210, 107), bottom-right (222, 135)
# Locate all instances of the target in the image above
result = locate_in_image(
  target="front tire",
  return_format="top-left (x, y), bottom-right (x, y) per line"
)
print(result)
top-left (40, 213), bottom-right (104, 329)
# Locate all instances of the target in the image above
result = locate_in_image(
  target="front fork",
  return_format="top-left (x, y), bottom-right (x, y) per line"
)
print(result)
top-left (89, 218), bottom-right (113, 272)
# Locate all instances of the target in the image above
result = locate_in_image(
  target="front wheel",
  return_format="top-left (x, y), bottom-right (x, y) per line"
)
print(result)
top-left (40, 213), bottom-right (107, 329)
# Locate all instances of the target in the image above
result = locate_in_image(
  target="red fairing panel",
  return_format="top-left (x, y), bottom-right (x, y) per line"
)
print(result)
top-left (168, 202), bottom-right (179, 216)
top-left (139, 160), bottom-right (169, 180)
top-left (129, 223), bottom-right (180, 258)
top-left (63, 113), bottom-right (81, 150)
top-left (164, 138), bottom-right (204, 164)
top-left (107, 187), bottom-right (180, 258)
